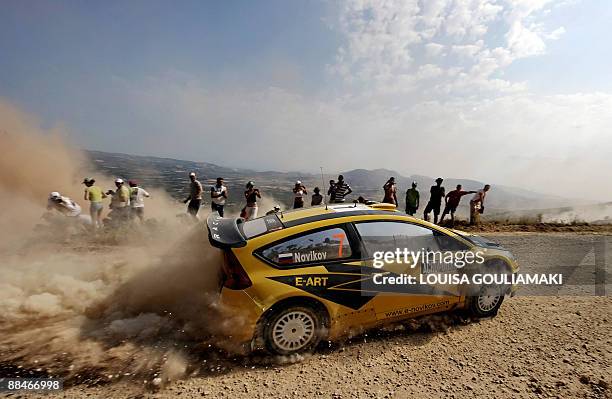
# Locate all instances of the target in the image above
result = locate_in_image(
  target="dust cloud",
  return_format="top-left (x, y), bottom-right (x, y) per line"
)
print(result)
top-left (0, 99), bottom-right (237, 386)
top-left (540, 203), bottom-right (612, 224)
top-left (0, 102), bottom-right (85, 250)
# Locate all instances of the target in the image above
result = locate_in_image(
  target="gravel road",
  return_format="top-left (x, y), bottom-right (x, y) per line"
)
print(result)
top-left (19, 233), bottom-right (612, 398)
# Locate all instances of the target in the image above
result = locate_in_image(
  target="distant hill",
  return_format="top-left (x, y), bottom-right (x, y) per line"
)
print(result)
top-left (341, 168), bottom-right (579, 211)
top-left (85, 150), bottom-right (319, 209)
top-left (86, 150), bottom-right (587, 213)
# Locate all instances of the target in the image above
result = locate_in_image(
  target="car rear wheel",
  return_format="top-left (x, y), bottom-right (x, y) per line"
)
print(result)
top-left (263, 306), bottom-right (324, 355)
top-left (468, 284), bottom-right (505, 318)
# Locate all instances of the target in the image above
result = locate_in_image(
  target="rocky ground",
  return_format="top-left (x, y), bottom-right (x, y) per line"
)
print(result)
top-left (8, 233), bottom-right (612, 398)
top-left (27, 296), bottom-right (610, 399)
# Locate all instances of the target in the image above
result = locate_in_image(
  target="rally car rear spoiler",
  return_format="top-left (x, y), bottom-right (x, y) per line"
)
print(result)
top-left (206, 214), bottom-right (247, 249)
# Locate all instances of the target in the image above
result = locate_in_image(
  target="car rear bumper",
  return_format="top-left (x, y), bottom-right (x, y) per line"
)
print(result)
top-left (216, 287), bottom-right (264, 346)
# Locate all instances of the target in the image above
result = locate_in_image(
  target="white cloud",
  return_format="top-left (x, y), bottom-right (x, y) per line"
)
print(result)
top-left (419, 0), bottom-right (449, 37)
top-left (451, 42), bottom-right (484, 59)
top-left (115, 73), bottom-right (612, 199)
top-left (330, 0), bottom-right (569, 95)
top-left (424, 42), bottom-right (445, 57)
top-left (506, 21), bottom-right (547, 57)
top-left (90, 0), bottom-right (612, 200)
top-left (417, 64), bottom-right (444, 80)
top-left (546, 26), bottom-right (566, 40)
top-left (443, 0), bottom-right (502, 39)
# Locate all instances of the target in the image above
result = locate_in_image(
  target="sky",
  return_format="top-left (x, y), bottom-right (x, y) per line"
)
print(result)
top-left (1, 0), bottom-right (611, 200)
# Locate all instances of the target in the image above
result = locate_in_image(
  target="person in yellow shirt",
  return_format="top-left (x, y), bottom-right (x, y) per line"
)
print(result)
top-left (106, 178), bottom-right (131, 223)
top-left (82, 177), bottom-right (106, 229)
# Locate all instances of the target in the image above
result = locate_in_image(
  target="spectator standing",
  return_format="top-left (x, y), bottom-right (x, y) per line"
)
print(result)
top-left (332, 175), bottom-right (352, 203)
top-left (405, 181), bottom-right (420, 216)
top-left (382, 177), bottom-right (398, 205)
top-left (211, 177), bottom-right (228, 217)
top-left (327, 180), bottom-right (336, 203)
top-left (129, 180), bottom-right (150, 223)
top-left (293, 181), bottom-right (308, 209)
top-left (439, 184), bottom-right (476, 225)
top-left (470, 184), bottom-right (491, 225)
top-left (183, 172), bottom-right (203, 219)
top-left (423, 178), bottom-right (445, 224)
top-left (83, 177), bottom-right (106, 229)
top-left (243, 181), bottom-right (261, 220)
top-left (108, 178), bottom-right (130, 223)
top-left (311, 187), bottom-right (323, 206)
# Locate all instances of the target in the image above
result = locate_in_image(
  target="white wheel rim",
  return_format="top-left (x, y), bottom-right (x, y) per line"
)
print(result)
top-left (477, 286), bottom-right (501, 312)
top-left (272, 311), bottom-right (315, 351)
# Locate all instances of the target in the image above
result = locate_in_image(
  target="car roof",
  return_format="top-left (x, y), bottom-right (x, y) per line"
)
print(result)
top-left (277, 203), bottom-right (401, 228)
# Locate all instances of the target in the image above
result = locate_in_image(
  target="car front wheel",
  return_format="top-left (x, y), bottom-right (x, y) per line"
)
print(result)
top-left (468, 284), bottom-right (505, 318)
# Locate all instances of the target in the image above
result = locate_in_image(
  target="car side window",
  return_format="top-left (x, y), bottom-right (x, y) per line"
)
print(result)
top-left (355, 221), bottom-right (441, 256)
top-left (434, 232), bottom-right (470, 251)
top-left (260, 227), bottom-right (352, 266)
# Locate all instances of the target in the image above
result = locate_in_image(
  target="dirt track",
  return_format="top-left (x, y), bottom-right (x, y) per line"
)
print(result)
top-left (19, 234), bottom-right (612, 398)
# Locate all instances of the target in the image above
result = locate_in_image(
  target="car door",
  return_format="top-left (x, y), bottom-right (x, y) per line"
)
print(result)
top-left (255, 224), bottom-right (378, 327)
top-left (352, 221), bottom-right (463, 321)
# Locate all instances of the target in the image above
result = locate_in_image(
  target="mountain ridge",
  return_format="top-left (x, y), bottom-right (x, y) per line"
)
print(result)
top-left (86, 150), bottom-right (587, 211)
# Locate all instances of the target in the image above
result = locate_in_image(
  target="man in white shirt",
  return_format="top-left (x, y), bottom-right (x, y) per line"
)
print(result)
top-left (46, 192), bottom-right (91, 226)
top-left (211, 177), bottom-right (228, 217)
top-left (47, 192), bottom-right (82, 217)
top-left (184, 172), bottom-right (203, 219)
top-left (129, 180), bottom-right (150, 222)
top-left (470, 184), bottom-right (491, 225)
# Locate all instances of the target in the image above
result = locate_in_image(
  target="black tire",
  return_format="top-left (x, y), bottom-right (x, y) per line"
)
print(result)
top-left (468, 284), bottom-right (505, 318)
top-left (262, 305), bottom-right (325, 356)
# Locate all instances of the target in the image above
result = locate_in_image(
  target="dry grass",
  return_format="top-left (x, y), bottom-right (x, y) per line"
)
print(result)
top-left (439, 218), bottom-right (612, 233)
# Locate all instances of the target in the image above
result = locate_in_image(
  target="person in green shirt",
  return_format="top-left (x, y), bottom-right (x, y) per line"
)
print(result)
top-left (405, 181), bottom-right (420, 216)
top-left (83, 177), bottom-right (106, 229)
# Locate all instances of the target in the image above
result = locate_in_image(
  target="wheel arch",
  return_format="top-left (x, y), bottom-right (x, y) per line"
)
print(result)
top-left (260, 296), bottom-right (331, 327)
top-left (483, 257), bottom-right (513, 273)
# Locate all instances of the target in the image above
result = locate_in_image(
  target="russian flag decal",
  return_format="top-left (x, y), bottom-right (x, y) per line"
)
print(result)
top-left (278, 253), bottom-right (294, 264)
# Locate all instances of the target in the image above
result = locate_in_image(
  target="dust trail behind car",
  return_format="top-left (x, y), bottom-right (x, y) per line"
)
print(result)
top-left (0, 99), bottom-right (246, 386)
top-left (0, 230), bottom-right (235, 386)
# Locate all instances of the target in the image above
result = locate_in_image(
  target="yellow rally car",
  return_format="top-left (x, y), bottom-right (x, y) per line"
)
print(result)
top-left (207, 203), bottom-right (518, 355)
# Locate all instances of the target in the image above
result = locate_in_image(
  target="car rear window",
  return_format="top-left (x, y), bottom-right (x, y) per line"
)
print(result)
top-left (241, 214), bottom-right (284, 238)
top-left (260, 227), bottom-right (352, 266)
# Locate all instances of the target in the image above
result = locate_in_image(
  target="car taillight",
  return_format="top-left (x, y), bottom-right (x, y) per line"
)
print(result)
top-left (221, 250), bottom-right (252, 290)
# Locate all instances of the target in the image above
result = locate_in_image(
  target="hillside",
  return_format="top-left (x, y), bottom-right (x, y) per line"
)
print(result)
top-left (86, 150), bottom-right (585, 214)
